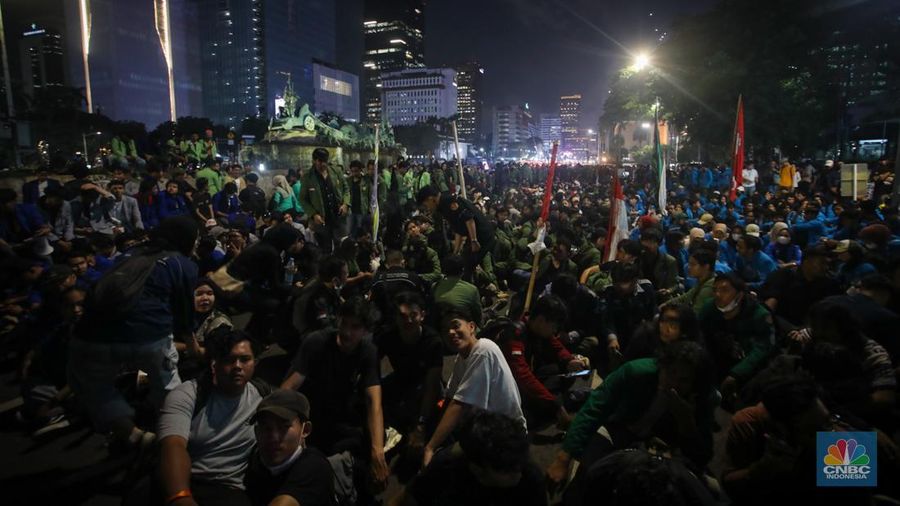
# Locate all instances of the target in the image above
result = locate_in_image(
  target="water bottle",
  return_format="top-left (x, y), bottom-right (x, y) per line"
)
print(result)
top-left (284, 257), bottom-right (296, 286)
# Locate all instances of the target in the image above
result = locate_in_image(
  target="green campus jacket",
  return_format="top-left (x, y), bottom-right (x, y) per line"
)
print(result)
top-left (299, 167), bottom-right (350, 220)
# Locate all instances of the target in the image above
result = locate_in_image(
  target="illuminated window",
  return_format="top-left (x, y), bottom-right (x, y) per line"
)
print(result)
top-left (320, 76), bottom-right (352, 96)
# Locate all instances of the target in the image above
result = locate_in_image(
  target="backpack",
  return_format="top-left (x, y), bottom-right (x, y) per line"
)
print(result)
top-left (87, 251), bottom-right (169, 321)
top-left (477, 315), bottom-right (525, 343)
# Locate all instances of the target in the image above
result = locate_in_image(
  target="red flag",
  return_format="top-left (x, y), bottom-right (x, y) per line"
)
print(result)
top-left (539, 143), bottom-right (559, 221)
top-left (730, 95), bottom-right (744, 201)
top-left (603, 171), bottom-right (629, 262)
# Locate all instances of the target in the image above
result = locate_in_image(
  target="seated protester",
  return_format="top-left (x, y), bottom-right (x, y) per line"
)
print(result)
top-left (192, 177), bottom-right (215, 224)
top-left (759, 244), bottom-right (841, 330)
top-left (574, 227), bottom-right (607, 276)
top-left (699, 273), bottom-right (775, 408)
top-left (37, 186), bottom-right (74, 251)
top-left (402, 218), bottom-right (442, 285)
top-left (396, 411), bottom-right (547, 506)
top-left (763, 226), bottom-right (801, 268)
top-left (790, 203), bottom-right (827, 248)
top-left (19, 287), bottom-right (85, 434)
top-left (335, 237), bottom-right (374, 298)
top-left (548, 274), bottom-right (601, 355)
top-left (833, 239), bottom-right (877, 289)
top-left (281, 297), bottom-right (390, 492)
top-left (499, 294), bottom-right (589, 428)
top-left (623, 302), bottom-right (701, 362)
top-left (176, 279), bottom-right (233, 381)
top-left (136, 179), bottom-right (161, 230)
top-left (534, 237), bottom-right (579, 291)
top-left (245, 391), bottom-right (335, 506)
top-left (107, 179), bottom-right (144, 233)
top-left (373, 292), bottom-right (443, 467)
top-left (0, 187), bottom-right (48, 247)
top-left (734, 235), bottom-right (777, 289)
top-left (158, 180), bottom-right (190, 219)
top-left (290, 255), bottom-right (347, 346)
top-left (792, 301), bottom-right (896, 426)
top-left (639, 227), bottom-right (679, 299)
top-left (722, 372), bottom-right (899, 505)
top-left (580, 239), bottom-right (643, 294)
top-left (195, 235), bottom-right (226, 277)
top-left (823, 274), bottom-right (900, 363)
top-left (213, 182), bottom-right (243, 221)
top-left (576, 448), bottom-right (721, 506)
top-left (90, 232), bottom-right (122, 274)
top-left (432, 255), bottom-right (483, 328)
top-left (66, 249), bottom-right (102, 289)
top-left (547, 342), bottom-right (717, 490)
top-left (424, 309), bottom-right (525, 467)
top-left (157, 330), bottom-right (268, 506)
top-left (368, 249), bottom-right (426, 320)
top-left (598, 262), bottom-right (657, 370)
top-left (669, 248), bottom-right (716, 314)
top-left (69, 217), bottom-right (198, 451)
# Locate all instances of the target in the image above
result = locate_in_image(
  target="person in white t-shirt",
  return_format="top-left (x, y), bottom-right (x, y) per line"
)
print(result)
top-left (742, 164), bottom-right (759, 196)
top-left (423, 309), bottom-right (525, 467)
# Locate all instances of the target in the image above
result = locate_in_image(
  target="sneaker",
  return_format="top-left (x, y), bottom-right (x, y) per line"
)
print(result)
top-left (32, 414), bottom-right (70, 437)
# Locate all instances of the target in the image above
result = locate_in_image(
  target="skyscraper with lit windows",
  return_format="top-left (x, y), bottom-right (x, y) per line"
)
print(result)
top-left (454, 62), bottom-right (483, 143)
top-left (560, 94), bottom-right (581, 152)
top-left (363, 1), bottom-right (425, 124)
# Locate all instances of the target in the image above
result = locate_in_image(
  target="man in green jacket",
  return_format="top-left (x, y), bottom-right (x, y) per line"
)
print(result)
top-left (196, 161), bottom-right (225, 197)
top-left (109, 133), bottom-right (146, 170)
top-left (432, 255), bottom-right (483, 327)
top-left (670, 249), bottom-right (716, 313)
top-left (299, 148), bottom-right (350, 252)
top-left (547, 341), bottom-right (716, 489)
top-left (698, 272), bottom-right (775, 406)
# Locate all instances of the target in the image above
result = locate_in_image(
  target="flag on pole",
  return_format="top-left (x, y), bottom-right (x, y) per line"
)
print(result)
top-left (527, 142), bottom-right (559, 257)
top-left (371, 125), bottom-right (381, 242)
top-left (604, 171), bottom-right (630, 262)
top-left (653, 101), bottom-right (666, 213)
top-left (730, 95), bottom-right (745, 202)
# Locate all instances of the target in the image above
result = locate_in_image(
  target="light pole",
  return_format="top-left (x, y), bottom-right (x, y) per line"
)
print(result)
top-left (154, 0), bottom-right (176, 122)
top-left (79, 0), bottom-right (93, 114)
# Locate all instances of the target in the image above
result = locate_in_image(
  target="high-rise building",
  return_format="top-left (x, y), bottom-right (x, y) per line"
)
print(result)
top-left (64, 0), bottom-right (202, 128)
top-left (197, 0), bottom-right (337, 127)
top-left (560, 94), bottom-right (581, 152)
top-left (539, 114), bottom-right (561, 153)
top-left (380, 68), bottom-right (456, 126)
top-left (363, 1), bottom-right (425, 124)
top-left (313, 62), bottom-right (360, 122)
top-left (454, 62), bottom-right (483, 143)
top-left (19, 24), bottom-right (65, 96)
top-left (492, 104), bottom-right (533, 159)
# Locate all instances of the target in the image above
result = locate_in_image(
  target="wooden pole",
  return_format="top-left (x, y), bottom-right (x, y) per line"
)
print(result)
top-left (521, 141), bottom-right (559, 317)
top-left (452, 121), bottom-right (466, 199)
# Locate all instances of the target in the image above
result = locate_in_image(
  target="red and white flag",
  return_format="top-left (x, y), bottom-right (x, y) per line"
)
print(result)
top-left (730, 95), bottom-right (744, 201)
top-left (604, 171), bottom-right (629, 262)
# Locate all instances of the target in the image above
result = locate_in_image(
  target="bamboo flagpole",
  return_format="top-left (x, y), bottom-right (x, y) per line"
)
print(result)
top-left (371, 124), bottom-right (381, 242)
top-left (522, 141), bottom-right (559, 316)
top-left (452, 121), bottom-right (466, 199)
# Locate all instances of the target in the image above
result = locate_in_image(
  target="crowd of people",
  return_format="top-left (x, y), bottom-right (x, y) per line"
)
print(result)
top-left (1, 145), bottom-right (900, 505)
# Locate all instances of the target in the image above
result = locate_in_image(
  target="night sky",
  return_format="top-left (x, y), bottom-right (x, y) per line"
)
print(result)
top-left (426, 0), bottom-right (718, 130)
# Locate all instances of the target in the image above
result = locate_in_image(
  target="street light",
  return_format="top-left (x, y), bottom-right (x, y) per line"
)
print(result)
top-left (632, 52), bottom-right (651, 72)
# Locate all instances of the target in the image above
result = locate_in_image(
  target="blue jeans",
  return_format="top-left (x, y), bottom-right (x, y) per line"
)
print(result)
top-left (68, 335), bottom-right (180, 432)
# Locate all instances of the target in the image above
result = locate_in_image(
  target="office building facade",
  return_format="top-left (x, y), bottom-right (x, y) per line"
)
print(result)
top-left (560, 94), bottom-right (581, 151)
top-left (381, 68), bottom-right (456, 126)
top-left (313, 62), bottom-right (360, 122)
top-left (19, 25), bottom-right (65, 96)
top-left (492, 104), bottom-right (533, 158)
top-left (454, 62), bottom-right (483, 143)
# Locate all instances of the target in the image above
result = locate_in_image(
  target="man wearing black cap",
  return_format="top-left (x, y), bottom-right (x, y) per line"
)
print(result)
top-left (299, 148), bottom-right (350, 253)
top-left (759, 244), bottom-right (841, 329)
top-left (417, 186), bottom-right (495, 282)
top-left (245, 390), bottom-right (335, 506)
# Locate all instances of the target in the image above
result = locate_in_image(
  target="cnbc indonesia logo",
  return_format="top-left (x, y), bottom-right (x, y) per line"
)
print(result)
top-left (818, 433), bottom-right (877, 487)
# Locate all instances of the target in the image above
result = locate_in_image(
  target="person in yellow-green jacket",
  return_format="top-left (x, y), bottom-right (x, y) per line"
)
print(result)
top-left (109, 133), bottom-right (146, 169)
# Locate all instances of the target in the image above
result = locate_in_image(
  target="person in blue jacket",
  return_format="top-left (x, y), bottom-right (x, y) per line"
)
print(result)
top-left (158, 181), bottom-right (190, 219)
top-left (791, 204), bottom-right (827, 248)
top-left (734, 235), bottom-right (778, 289)
top-left (0, 188), bottom-right (47, 245)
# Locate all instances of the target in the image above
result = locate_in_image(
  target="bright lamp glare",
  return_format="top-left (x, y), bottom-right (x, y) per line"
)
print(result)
top-left (633, 53), bottom-right (650, 71)
top-left (258, 163), bottom-right (266, 172)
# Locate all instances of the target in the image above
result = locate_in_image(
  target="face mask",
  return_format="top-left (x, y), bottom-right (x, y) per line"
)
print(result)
top-left (776, 236), bottom-right (790, 245)
top-left (731, 234), bottom-right (742, 242)
top-left (716, 296), bottom-right (740, 313)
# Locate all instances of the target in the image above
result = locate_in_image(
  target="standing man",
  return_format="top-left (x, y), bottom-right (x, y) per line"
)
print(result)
top-left (299, 148), bottom-right (350, 253)
top-left (347, 160), bottom-right (369, 237)
top-left (417, 186), bottom-right (495, 282)
top-left (197, 161), bottom-right (225, 197)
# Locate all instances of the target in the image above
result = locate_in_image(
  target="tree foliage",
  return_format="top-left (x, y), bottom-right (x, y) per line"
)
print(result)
top-left (603, 0), bottom-right (837, 160)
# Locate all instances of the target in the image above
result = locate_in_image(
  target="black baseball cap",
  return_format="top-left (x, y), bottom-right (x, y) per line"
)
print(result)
top-left (254, 390), bottom-right (311, 422)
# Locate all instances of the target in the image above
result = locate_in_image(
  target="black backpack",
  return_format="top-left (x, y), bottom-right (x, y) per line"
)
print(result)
top-left (87, 251), bottom-right (169, 321)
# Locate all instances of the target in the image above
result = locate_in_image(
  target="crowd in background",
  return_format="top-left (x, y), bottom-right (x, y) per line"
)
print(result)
top-left (1, 142), bottom-right (900, 505)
